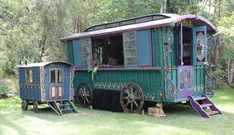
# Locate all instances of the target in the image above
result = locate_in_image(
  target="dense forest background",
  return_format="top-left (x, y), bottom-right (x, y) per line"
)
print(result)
top-left (0, 0), bottom-right (233, 94)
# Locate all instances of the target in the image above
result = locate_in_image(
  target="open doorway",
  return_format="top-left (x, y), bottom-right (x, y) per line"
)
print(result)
top-left (182, 27), bottom-right (193, 65)
top-left (91, 35), bottom-right (124, 67)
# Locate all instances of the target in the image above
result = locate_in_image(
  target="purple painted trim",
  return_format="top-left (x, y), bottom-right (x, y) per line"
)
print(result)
top-left (136, 29), bottom-right (153, 67)
top-left (180, 23), bottom-right (183, 65)
top-left (178, 65), bottom-right (193, 70)
top-left (135, 31), bottom-right (138, 66)
top-left (150, 29), bottom-right (153, 66)
top-left (61, 23), bottom-right (170, 41)
top-left (178, 90), bottom-right (192, 98)
top-left (61, 14), bottom-right (216, 41)
top-left (75, 66), bottom-right (161, 71)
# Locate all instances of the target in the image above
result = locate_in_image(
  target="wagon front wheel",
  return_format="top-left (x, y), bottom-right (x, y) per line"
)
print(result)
top-left (77, 83), bottom-right (93, 107)
top-left (21, 100), bottom-right (28, 110)
top-left (120, 83), bottom-right (144, 113)
top-left (33, 101), bottom-right (39, 113)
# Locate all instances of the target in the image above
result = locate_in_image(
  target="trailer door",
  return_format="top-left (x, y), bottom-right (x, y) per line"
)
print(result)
top-left (192, 26), bottom-right (207, 65)
top-left (50, 69), bottom-right (64, 100)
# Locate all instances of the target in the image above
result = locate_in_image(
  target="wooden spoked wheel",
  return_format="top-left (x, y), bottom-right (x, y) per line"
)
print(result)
top-left (120, 83), bottom-right (144, 113)
top-left (33, 101), bottom-right (39, 113)
top-left (77, 83), bottom-right (93, 107)
top-left (21, 100), bottom-right (28, 110)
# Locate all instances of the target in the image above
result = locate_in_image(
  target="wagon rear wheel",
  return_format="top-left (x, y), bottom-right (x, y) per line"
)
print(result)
top-left (120, 83), bottom-right (144, 113)
top-left (33, 101), bottom-right (39, 113)
top-left (77, 83), bottom-right (93, 107)
top-left (21, 100), bottom-right (28, 110)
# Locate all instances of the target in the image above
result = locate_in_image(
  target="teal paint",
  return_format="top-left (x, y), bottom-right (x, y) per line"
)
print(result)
top-left (72, 40), bottom-right (82, 67)
top-left (192, 26), bottom-right (207, 65)
top-left (136, 29), bottom-right (152, 66)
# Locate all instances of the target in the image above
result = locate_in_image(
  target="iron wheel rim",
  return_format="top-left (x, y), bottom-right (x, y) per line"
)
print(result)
top-left (77, 83), bottom-right (93, 107)
top-left (120, 83), bottom-right (144, 113)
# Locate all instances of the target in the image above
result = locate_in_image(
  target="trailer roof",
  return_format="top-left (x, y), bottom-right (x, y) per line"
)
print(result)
top-left (61, 13), bottom-right (216, 41)
top-left (18, 61), bottom-right (72, 68)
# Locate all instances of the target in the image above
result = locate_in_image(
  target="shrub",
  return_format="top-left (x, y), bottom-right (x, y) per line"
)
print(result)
top-left (0, 85), bottom-right (11, 98)
top-left (212, 67), bottom-right (229, 88)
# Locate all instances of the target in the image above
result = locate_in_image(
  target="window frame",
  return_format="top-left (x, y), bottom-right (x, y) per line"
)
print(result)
top-left (49, 68), bottom-right (64, 84)
top-left (25, 68), bottom-right (33, 84)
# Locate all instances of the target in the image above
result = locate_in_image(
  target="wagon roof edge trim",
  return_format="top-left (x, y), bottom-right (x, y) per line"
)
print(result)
top-left (18, 61), bottom-right (73, 68)
top-left (61, 14), bottom-right (216, 41)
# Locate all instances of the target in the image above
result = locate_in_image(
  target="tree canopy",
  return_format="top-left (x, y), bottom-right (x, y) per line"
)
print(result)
top-left (0, 0), bottom-right (233, 87)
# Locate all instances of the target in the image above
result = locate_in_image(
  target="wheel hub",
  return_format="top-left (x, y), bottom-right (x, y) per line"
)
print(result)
top-left (128, 94), bottom-right (134, 103)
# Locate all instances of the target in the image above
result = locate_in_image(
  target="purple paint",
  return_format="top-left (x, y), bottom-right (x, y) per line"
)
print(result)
top-left (177, 66), bottom-right (193, 99)
top-left (178, 89), bottom-right (192, 98)
top-left (61, 14), bottom-right (216, 41)
top-left (180, 23), bottom-right (183, 66)
top-left (75, 66), bottom-right (161, 71)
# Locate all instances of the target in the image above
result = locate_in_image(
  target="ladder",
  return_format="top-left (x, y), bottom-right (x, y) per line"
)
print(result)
top-left (48, 100), bottom-right (78, 115)
top-left (188, 94), bottom-right (222, 118)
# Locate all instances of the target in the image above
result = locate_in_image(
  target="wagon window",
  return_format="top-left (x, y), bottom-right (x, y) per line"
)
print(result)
top-left (25, 68), bottom-right (33, 83)
top-left (50, 70), bottom-right (56, 83)
top-left (50, 69), bottom-right (63, 84)
top-left (92, 34), bottom-right (124, 67)
top-left (57, 70), bottom-right (63, 83)
top-left (123, 32), bottom-right (137, 66)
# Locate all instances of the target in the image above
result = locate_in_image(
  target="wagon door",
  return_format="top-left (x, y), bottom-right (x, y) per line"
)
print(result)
top-left (192, 26), bottom-right (207, 65)
top-left (50, 69), bottom-right (64, 100)
top-left (177, 66), bottom-right (193, 98)
top-left (192, 26), bottom-right (207, 96)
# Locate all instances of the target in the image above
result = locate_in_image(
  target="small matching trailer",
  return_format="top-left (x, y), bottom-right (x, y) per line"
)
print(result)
top-left (61, 13), bottom-right (221, 118)
top-left (19, 62), bottom-right (77, 115)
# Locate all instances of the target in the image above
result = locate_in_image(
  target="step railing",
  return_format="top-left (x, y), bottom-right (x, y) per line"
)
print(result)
top-left (204, 65), bottom-right (215, 95)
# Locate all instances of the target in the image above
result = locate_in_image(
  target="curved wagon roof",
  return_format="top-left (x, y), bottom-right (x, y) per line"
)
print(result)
top-left (18, 61), bottom-right (72, 68)
top-left (61, 13), bottom-right (216, 41)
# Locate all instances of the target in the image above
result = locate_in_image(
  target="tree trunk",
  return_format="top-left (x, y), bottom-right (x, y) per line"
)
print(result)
top-left (39, 35), bottom-right (47, 62)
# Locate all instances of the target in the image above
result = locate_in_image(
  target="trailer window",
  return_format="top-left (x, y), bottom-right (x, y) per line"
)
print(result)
top-left (92, 34), bottom-right (124, 67)
top-left (50, 70), bottom-right (56, 83)
top-left (57, 70), bottom-right (63, 83)
top-left (25, 68), bottom-right (33, 83)
top-left (50, 69), bottom-right (63, 84)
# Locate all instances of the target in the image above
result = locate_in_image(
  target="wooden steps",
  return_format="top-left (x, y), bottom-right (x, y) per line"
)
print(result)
top-left (48, 100), bottom-right (78, 115)
top-left (188, 94), bottom-right (222, 118)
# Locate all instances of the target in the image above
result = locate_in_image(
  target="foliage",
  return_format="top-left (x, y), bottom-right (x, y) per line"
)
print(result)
top-left (212, 67), bottom-right (228, 88)
top-left (0, 85), bottom-right (11, 98)
top-left (0, 0), bottom-right (233, 88)
top-left (217, 11), bottom-right (234, 59)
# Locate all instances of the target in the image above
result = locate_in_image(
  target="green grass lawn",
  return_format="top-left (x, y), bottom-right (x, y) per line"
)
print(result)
top-left (0, 89), bottom-right (234, 135)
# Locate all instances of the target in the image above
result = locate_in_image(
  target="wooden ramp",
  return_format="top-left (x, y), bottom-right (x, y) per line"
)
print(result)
top-left (188, 94), bottom-right (222, 118)
top-left (47, 100), bottom-right (78, 115)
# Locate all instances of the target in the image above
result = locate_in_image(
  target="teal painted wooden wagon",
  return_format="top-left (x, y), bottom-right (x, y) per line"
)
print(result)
top-left (19, 62), bottom-right (77, 115)
top-left (61, 14), bottom-right (221, 118)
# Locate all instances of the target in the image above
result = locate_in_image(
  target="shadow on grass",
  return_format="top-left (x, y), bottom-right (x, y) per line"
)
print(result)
top-left (0, 116), bottom-right (27, 135)
top-left (2, 88), bottom-right (234, 135)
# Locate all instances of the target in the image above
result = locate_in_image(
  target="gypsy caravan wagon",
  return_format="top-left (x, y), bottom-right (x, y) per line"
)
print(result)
top-left (19, 62), bottom-right (77, 115)
top-left (61, 14), bottom-right (221, 118)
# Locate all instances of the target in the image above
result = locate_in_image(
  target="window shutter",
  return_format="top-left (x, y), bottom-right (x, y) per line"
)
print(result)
top-left (81, 38), bottom-right (92, 68)
top-left (136, 29), bottom-right (152, 66)
top-left (72, 40), bottom-right (82, 67)
top-left (64, 41), bottom-right (74, 65)
top-left (123, 31), bottom-right (137, 67)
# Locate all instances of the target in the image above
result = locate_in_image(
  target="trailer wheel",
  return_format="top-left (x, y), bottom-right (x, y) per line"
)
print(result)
top-left (33, 101), bottom-right (39, 113)
top-left (21, 100), bottom-right (28, 110)
top-left (77, 83), bottom-right (93, 107)
top-left (120, 83), bottom-right (144, 113)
